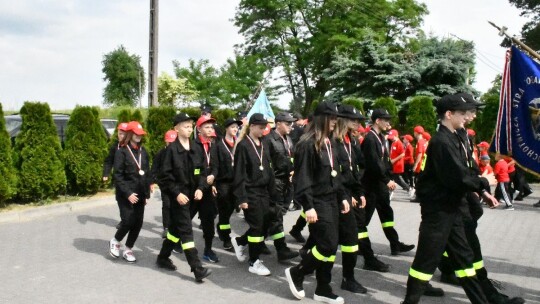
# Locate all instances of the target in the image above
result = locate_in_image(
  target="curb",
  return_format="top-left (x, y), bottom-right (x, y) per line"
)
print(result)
top-left (0, 195), bottom-right (116, 224)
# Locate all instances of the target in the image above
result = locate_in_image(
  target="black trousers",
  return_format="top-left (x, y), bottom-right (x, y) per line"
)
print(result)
top-left (216, 182), bottom-right (235, 242)
top-left (115, 195), bottom-right (145, 249)
top-left (405, 205), bottom-right (488, 304)
top-left (404, 164), bottom-right (414, 188)
top-left (236, 187), bottom-right (272, 263)
top-left (267, 178), bottom-right (290, 242)
top-left (158, 193), bottom-right (202, 269)
top-left (364, 183), bottom-right (400, 250)
top-left (293, 194), bottom-right (340, 292)
top-left (339, 205), bottom-right (359, 279)
top-left (353, 206), bottom-right (375, 260)
top-left (190, 188), bottom-right (218, 249)
top-left (393, 173), bottom-right (410, 191)
top-left (160, 189), bottom-right (171, 229)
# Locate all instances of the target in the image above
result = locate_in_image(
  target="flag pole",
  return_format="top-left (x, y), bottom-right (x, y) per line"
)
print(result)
top-left (488, 21), bottom-right (540, 61)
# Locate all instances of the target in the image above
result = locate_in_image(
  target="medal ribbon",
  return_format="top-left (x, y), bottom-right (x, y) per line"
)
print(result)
top-left (127, 146), bottom-right (142, 172)
top-left (222, 138), bottom-right (235, 165)
top-left (324, 138), bottom-right (334, 171)
top-left (246, 135), bottom-right (264, 168)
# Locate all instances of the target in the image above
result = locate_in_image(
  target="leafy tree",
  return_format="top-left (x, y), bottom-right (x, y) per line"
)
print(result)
top-left (404, 95), bottom-right (437, 135)
top-left (14, 102), bottom-right (66, 202)
top-left (64, 106), bottom-right (108, 195)
top-left (508, 0), bottom-right (540, 50)
top-left (472, 75), bottom-right (502, 142)
top-left (157, 72), bottom-right (198, 107)
top-left (174, 59), bottom-right (221, 106)
top-left (0, 103), bottom-right (17, 204)
top-left (131, 109), bottom-right (144, 125)
top-left (102, 45), bottom-right (145, 107)
top-left (145, 106), bottom-right (177, 159)
top-left (234, 0), bottom-right (428, 113)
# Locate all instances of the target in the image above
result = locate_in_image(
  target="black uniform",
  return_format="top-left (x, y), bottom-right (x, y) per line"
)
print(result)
top-left (361, 129), bottom-right (404, 252)
top-left (103, 140), bottom-right (119, 179)
top-left (289, 137), bottom-right (349, 294)
top-left (215, 137), bottom-right (236, 244)
top-left (404, 125), bottom-right (490, 304)
top-left (113, 144), bottom-right (151, 249)
top-left (233, 136), bottom-right (275, 263)
top-left (190, 136), bottom-right (219, 252)
top-left (151, 147), bottom-right (171, 231)
top-left (157, 138), bottom-right (208, 272)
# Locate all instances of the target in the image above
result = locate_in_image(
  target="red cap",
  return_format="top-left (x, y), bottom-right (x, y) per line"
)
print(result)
top-left (414, 126), bottom-right (424, 134)
top-left (387, 129), bottom-right (398, 140)
top-left (357, 125), bottom-right (365, 133)
top-left (404, 134), bottom-right (413, 142)
top-left (365, 125), bottom-right (371, 133)
top-left (117, 122), bottom-right (129, 131)
top-left (422, 132), bottom-right (431, 141)
top-left (467, 129), bottom-right (476, 136)
top-left (196, 116), bottom-right (216, 128)
top-left (127, 121), bottom-right (146, 135)
top-left (477, 141), bottom-right (490, 148)
top-left (164, 130), bottom-right (177, 143)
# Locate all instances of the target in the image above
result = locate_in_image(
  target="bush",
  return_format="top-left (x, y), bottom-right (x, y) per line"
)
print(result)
top-left (64, 106), bottom-right (109, 195)
top-left (372, 97), bottom-right (399, 127)
top-left (14, 102), bottom-right (66, 202)
top-left (404, 96), bottom-right (437, 135)
top-left (471, 93), bottom-right (499, 143)
top-left (146, 106), bottom-right (177, 159)
top-left (0, 103), bottom-right (17, 204)
top-left (212, 108), bottom-right (237, 126)
top-left (341, 97), bottom-right (365, 115)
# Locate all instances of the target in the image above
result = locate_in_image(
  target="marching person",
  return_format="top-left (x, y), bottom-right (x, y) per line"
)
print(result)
top-left (191, 115), bottom-right (220, 263)
top-left (402, 94), bottom-right (500, 304)
top-left (109, 121), bottom-right (151, 263)
top-left (494, 153), bottom-right (514, 210)
top-left (151, 130), bottom-right (178, 238)
top-left (403, 134), bottom-right (415, 194)
top-left (388, 129), bottom-right (412, 196)
top-left (361, 109), bottom-right (414, 255)
top-left (285, 101), bottom-right (350, 304)
top-left (264, 112), bottom-right (300, 261)
top-left (231, 113), bottom-right (276, 276)
top-left (155, 113), bottom-right (211, 282)
top-left (215, 118), bottom-right (242, 251)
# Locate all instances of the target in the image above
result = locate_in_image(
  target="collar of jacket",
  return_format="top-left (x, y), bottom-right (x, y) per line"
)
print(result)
top-left (173, 138), bottom-right (191, 153)
top-left (270, 129), bottom-right (286, 141)
top-left (438, 124), bottom-right (461, 150)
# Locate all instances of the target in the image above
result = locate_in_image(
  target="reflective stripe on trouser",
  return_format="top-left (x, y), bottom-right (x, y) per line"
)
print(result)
top-left (270, 232), bottom-right (285, 240)
top-left (358, 232), bottom-right (369, 239)
top-left (382, 221), bottom-right (394, 228)
top-left (312, 246), bottom-right (336, 262)
top-left (455, 267), bottom-right (476, 278)
top-left (219, 224), bottom-right (231, 230)
top-left (409, 268), bottom-right (433, 281)
top-left (341, 244), bottom-right (358, 253)
top-left (248, 236), bottom-right (265, 243)
top-left (473, 260), bottom-right (484, 270)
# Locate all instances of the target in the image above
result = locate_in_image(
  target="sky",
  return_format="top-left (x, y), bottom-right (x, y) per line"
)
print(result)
top-left (0, 0), bottom-right (530, 111)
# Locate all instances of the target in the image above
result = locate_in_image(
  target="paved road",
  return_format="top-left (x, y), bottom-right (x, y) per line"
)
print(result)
top-left (1, 187), bottom-right (539, 304)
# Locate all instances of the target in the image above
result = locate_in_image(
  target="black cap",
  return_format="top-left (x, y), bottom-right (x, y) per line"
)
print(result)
top-left (435, 93), bottom-right (477, 113)
top-left (224, 118), bottom-right (243, 128)
top-left (454, 92), bottom-right (485, 109)
top-left (201, 104), bottom-right (212, 114)
top-left (249, 113), bottom-right (268, 125)
top-left (338, 104), bottom-right (365, 120)
top-left (292, 112), bottom-right (303, 120)
top-left (275, 112), bottom-right (298, 122)
top-left (173, 113), bottom-right (195, 126)
top-left (237, 111), bottom-right (248, 118)
top-left (314, 101), bottom-right (339, 116)
top-left (371, 108), bottom-right (393, 121)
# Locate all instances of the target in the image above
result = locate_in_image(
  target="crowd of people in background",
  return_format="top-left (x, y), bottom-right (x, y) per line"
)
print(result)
top-left (102, 93), bottom-right (530, 304)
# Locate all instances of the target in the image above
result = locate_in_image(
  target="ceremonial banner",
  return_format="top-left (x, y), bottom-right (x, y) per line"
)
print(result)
top-left (246, 89), bottom-right (275, 121)
top-left (491, 45), bottom-right (540, 174)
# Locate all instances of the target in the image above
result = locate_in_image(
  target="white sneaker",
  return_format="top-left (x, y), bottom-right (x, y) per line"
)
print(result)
top-left (109, 238), bottom-right (121, 258)
top-left (408, 188), bottom-right (415, 199)
top-left (249, 259), bottom-right (271, 276)
top-left (123, 249), bottom-right (136, 263)
top-left (231, 237), bottom-right (247, 262)
top-left (313, 293), bottom-right (344, 304)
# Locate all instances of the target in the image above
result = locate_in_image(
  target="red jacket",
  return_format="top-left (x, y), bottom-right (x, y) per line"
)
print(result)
top-left (494, 159), bottom-right (510, 183)
top-left (404, 142), bottom-right (414, 165)
top-left (414, 138), bottom-right (427, 173)
top-left (390, 140), bottom-right (405, 174)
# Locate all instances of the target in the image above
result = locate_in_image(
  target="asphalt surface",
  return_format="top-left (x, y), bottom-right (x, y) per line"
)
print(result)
top-left (0, 187), bottom-right (539, 304)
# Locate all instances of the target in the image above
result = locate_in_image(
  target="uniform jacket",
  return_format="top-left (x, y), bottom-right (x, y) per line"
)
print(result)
top-left (233, 136), bottom-right (275, 204)
top-left (361, 129), bottom-right (392, 186)
top-left (336, 134), bottom-right (364, 199)
top-left (150, 147), bottom-right (167, 185)
top-left (416, 125), bottom-right (487, 210)
top-left (293, 137), bottom-right (349, 211)
top-left (113, 144), bottom-right (151, 200)
top-left (215, 137), bottom-right (236, 184)
top-left (103, 140), bottom-right (119, 178)
top-left (158, 139), bottom-right (208, 200)
top-left (265, 129), bottom-right (294, 179)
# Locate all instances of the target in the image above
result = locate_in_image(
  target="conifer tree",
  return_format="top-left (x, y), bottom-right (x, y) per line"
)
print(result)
top-left (0, 103), bottom-right (17, 204)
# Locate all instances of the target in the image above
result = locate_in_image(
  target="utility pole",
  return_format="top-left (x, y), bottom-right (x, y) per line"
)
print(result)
top-left (148, 0), bottom-right (159, 107)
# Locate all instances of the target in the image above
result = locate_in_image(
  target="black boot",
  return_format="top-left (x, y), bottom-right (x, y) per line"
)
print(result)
top-left (289, 229), bottom-right (306, 243)
top-left (423, 283), bottom-right (444, 297)
top-left (391, 242), bottom-right (415, 255)
top-left (363, 257), bottom-right (390, 272)
top-left (156, 257), bottom-right (177, 271)
top-left (341, 277), bottom-right (367, 294)
top-left (275, 238), bottom-right (299, 261)
top-left (192, 266), bottom-right (212, 282)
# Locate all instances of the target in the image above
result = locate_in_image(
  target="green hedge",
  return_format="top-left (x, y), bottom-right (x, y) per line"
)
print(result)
top-left (0, 103), bottom-right (17, 204)
top-left (146, 106), bottom-right (177, 159)
top-left (404, 96), bottom-right (437, 135)
top-left (372, 97), bottom-right (399, 127)
top-left (14, 102), bottom-right (66, 202)
top-left (64, 106), bottom-right (109, 195)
